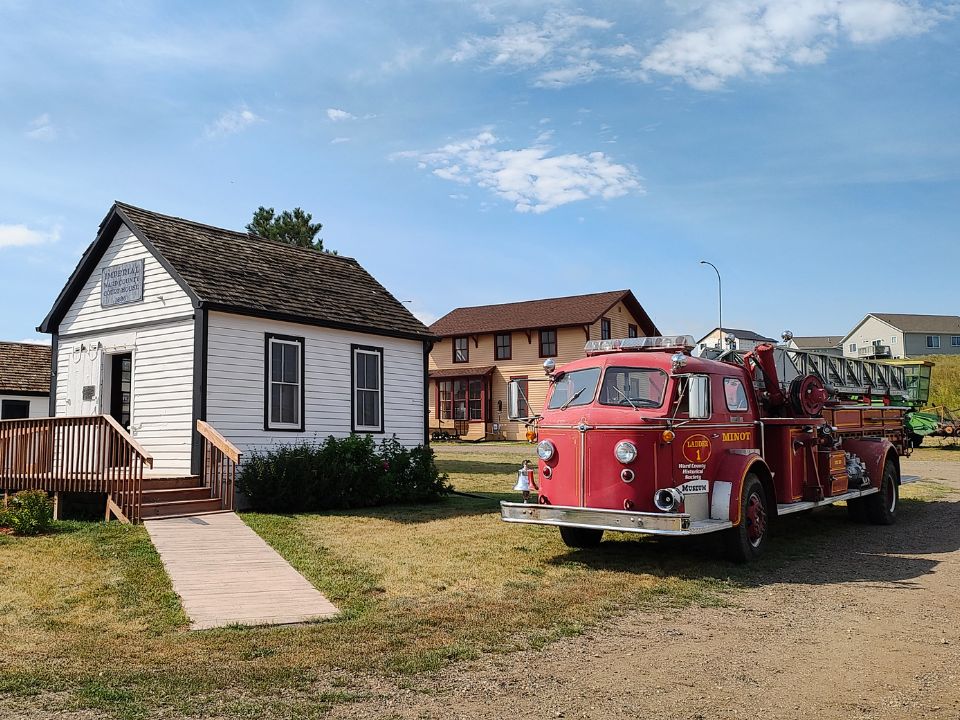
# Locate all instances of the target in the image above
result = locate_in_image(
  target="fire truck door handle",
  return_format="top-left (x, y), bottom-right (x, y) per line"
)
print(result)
top-left (711, 433), bottom-right (720, 438)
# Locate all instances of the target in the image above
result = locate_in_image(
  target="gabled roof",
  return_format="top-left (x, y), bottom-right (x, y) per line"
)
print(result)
top-left (0, 341), bottom-right (51, 395)
top-left (429, 290), bottom-right (658, 338)
top-left (869, 313), bottom-right (960, 334)
top-left (790, 336), bottom-right (842, 349)
top-left (698, 327), bottom-right (776, 344)
top-left (40, 202), bottom-right (433, 342)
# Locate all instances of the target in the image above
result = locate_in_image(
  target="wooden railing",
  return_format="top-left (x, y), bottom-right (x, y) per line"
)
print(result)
top-left (0, 415), bottom-right (153, 523)
top-left (196, 420), bottom-right (241, 511)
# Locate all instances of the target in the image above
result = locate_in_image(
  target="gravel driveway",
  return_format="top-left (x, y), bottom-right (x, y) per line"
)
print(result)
top-left (332, 457), bottom-right (960, 719)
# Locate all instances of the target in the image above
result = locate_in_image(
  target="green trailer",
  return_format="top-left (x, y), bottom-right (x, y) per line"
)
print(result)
top-left (883, 359), bottom-right (945, 447)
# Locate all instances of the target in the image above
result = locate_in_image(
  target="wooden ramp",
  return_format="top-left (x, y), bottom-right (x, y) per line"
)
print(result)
top-left (145, 512), bottom-right (338, 630)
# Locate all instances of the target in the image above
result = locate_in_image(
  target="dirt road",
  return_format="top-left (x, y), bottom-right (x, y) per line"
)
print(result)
top-left (333, 458), bottom-right (960, 719)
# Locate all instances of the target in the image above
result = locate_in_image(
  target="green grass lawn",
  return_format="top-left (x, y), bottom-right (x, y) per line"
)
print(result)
top-left (0, 446), bottom-right (952, 719)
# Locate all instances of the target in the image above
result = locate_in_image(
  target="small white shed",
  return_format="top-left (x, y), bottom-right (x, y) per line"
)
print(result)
top-left (0, 341), bottom-right (51, 419)
top-left (38, 202), bottom-right (434, 479)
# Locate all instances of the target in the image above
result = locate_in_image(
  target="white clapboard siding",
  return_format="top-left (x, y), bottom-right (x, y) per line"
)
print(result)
top-left (206, 311), bottom-right (425, 457)
top-left (0, 394), bottom-right (49, 418)
top-left (58, 223), bottom-right (194, 336)
top-left (55, 319), bottom-right (195, 475)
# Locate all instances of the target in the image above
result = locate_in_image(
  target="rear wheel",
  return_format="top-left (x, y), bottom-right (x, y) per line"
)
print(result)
top-left (559, 526), bottom-right (604, 548)
top-left (725, 473), bottom-right (769, 563)
top-left (866, 459), bottom-right (898, 525)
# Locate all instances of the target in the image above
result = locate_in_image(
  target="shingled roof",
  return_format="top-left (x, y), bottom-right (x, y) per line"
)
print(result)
top-left (430, 290), bottom-right (658, 337)
top-left (40, 202), bottom-right (432, 341)
top-left (790, 336), bottom-right (843, 349)
top-left (871, 313), bottom-right (960, 333)
top-left (0, 342), bottom-right (51, 395)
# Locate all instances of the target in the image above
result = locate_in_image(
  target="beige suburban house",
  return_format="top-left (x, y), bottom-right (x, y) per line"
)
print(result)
top-left (841, 313), bottom-right (960, 359)
top-left (427, 290), bottom-right (658, 441)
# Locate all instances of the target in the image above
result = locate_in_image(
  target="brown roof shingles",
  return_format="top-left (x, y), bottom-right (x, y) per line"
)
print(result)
top-left (0, 342), bottom-right (51, 394)
top-left (429, 290), bottom-right (658, 337)
top-left (872, 313), bottom-right (960, 334)
top-left (112, 203), bottom-right (432, 341)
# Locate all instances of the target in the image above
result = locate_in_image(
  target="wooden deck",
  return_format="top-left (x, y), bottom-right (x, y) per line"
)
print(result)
top-left (145, 512), bottom-right (338, 630)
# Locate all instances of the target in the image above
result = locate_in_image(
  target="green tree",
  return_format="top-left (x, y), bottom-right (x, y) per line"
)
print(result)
top-left (247, 206), bottom-right (328, 251)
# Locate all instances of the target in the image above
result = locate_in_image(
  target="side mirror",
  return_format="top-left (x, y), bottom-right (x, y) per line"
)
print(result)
top-left (687, 375), bottom-right (710, 419)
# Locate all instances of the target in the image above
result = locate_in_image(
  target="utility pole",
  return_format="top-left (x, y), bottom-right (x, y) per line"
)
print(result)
top-left (700, 260), bottom-right (722, 348)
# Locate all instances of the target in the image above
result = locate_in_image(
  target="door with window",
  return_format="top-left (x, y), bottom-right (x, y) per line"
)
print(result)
top-left (109, 353), bottom-right (133, 430)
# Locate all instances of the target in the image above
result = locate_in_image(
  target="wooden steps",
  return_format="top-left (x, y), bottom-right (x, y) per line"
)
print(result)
top-left (135, 475), bottom-right (228, 519)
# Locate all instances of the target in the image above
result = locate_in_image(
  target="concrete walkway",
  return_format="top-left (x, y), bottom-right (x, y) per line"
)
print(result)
top-left (145, 512), bottom-right (338, 630)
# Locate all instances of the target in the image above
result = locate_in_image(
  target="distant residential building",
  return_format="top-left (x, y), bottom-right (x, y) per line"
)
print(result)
top-left (841, 313), bottom-right (960, 359)
top-left (696, 327), bottom-right (775, 353)
top-left (786, 336), bottom-right (843, 356)
top-left (428, 290), bottom-right (658, 441)
top-left (0, 341), bottom-right (51, 419)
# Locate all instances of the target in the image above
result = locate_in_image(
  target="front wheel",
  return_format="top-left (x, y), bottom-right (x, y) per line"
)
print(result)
top-left (559, 526), bottom-right (604, 548)
top-left (725, 473), bottom-right (769, 563)
top-left (866, 460), bottom-right (899, 525)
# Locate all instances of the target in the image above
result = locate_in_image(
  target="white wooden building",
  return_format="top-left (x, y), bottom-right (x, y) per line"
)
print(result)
top-left (0, 341), bottom-right (51, 419)
top-left (37, 202), bottom-right (434, 487)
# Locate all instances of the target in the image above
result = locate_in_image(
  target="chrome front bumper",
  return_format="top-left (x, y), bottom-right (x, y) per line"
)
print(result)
top-left (500, 502), bottom-right (733, 537)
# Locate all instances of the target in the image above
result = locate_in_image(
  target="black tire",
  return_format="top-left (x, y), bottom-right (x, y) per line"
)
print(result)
top-left (846, 497), bottom-right (869, 523)
top-left (559, 526), bottom-right (604, 548)
top-left (724, 473), bottom-right (769, 563)
top-left (866, 460), bottom-right (898, 525)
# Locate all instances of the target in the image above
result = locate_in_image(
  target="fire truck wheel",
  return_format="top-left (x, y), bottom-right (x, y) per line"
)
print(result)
top-left (559, 526), bottom-right (604, 549)
top-left (724, 473), bottom-right (769, 563)
top-left (866, 460), bottom-right (898, 525)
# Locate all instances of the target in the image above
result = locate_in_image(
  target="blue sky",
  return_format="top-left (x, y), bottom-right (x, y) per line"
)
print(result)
top-left (2, 0), bottom-right (958, 344)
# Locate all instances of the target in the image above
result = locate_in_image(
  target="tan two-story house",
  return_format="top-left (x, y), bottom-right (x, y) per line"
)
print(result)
top-left (428, 290), bottom-right (659, 441)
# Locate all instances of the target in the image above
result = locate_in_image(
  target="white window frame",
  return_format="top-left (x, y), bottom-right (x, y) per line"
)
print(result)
top-left (265, 334), bottom-right (304, 431)
top-left (352, 345), bottom-right (384, 433)
top-left (849, 343), bottom-right (857, 352)
top-left (927, 335), bottom-right (941, 349)
top-left (952, 336), bottom-right (960, 347)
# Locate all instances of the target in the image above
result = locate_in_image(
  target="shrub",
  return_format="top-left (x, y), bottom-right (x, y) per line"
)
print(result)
top-left (237, 436), bottom-right (451, 513)
top-left (5, 490), bottom-right (54, 535)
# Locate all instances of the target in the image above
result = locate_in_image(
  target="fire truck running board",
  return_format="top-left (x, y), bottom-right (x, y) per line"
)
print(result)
top-left (775, 474), bottom-right (921, 516)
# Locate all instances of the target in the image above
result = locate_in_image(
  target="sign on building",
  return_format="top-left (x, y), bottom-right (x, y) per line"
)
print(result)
top-left (101, 259), bottom-right (144, 307)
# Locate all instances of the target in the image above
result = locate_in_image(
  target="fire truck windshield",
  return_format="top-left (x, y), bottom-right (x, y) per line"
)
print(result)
top-left (547, 368), bottom-right (601, 410)
top-left (598, 367), bottom-right (668, 408)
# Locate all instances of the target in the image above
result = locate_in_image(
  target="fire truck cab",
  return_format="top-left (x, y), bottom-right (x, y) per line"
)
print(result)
top-left (500, 335), bottom-right (915, 562)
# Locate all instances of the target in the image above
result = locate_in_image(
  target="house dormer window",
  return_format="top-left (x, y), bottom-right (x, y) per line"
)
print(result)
top-left (265, 334), bottom-right (304, 431)
top-left (453, 336), bottom-right (469, 363)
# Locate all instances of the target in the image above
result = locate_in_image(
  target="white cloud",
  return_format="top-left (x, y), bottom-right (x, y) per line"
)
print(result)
top-left (327, 108), bottom-right (356, 122)
top-left (402, 130), bottom-right (642, 214)
top-left (204, 106), bottom-right (262, 138)
top-left (413, 308), bottom-right (439, 326)
top-left (25, 113), bottom-right (57, 141)
top-left (451, 10), bottom-right (614, 87)
top-left (640, 0), bottom-right (948, 89)
top-left (0, 223), bottom-right (61, 249)
top-left (330, 136), bottom-right (351, 144)
top-left (452, 2), bottom-right (954, 90)
top-left (16, 337), bottom-right (50, 346)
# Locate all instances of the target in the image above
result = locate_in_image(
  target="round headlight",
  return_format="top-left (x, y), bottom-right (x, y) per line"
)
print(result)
top-left (537, 439), bottom-right (555, 461)
top-left (614, 440), bottom-right (638, 464)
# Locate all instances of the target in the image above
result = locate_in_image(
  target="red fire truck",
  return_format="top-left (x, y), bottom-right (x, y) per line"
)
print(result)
top-left (500, 335), bottom-right (919, 562)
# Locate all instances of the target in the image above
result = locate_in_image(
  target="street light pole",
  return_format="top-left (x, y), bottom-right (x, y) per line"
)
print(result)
top-left (700, 260), bottom-right (722, 348)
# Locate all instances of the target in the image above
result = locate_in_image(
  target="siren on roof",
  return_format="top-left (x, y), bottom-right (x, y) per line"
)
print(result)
top-left (584, 336), bottom-right (695, 355)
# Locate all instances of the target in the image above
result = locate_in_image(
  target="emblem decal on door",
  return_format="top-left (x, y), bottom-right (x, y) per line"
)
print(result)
top-left (682, 434), bottom-right (712, 463)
